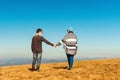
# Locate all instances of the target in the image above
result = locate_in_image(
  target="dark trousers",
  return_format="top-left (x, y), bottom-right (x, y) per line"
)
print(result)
top-left (66, 54), bottom-right (74, 68)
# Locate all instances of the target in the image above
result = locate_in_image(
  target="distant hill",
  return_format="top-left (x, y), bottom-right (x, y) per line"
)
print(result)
top-left (0, 57), bottom-right (105, 66)
top-left (0, 58), bottom-right (119, 80)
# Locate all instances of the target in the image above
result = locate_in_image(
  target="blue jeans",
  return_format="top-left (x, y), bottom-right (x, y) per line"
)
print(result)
top-left (66, 54), bottom-right (74, 69)
top-left (32, 53), bottom-right (42, 70)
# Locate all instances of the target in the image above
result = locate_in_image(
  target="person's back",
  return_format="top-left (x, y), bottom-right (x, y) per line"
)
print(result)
top-left (62, 32), bottom-right (78, 55)
top-left (32, 35), bottom-right (42, 53)
top-left (56, 28), bottom-right (78, 70)
top-left (31, 28), bottom-right (54, 72)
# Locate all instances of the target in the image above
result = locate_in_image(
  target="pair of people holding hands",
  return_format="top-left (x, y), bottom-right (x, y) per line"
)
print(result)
top-left (31, 28), bottom-right (78, 72)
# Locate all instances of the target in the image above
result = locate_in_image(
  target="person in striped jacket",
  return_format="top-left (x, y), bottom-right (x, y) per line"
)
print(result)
top-left (56, 28), bottom-right (78, 70)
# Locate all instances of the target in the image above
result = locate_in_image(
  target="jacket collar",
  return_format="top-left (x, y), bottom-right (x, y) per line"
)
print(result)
top-left (36, 33), bottom-right (42, 36)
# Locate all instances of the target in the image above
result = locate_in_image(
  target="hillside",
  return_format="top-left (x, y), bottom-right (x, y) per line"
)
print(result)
top-left (0, 58), bottom-right (119, 80)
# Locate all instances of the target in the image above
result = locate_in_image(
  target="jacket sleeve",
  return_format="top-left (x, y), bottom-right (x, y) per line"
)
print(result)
top-left (56, 40), bottom-right (64, 46)
top-left (42, 36), bottom-right (54, 46)
top-left (75, 34), bottom-right (78, 50)
top-left (31, 37), bottom-right (35, 52)
top-left (76, 39), bottom-right (78, 50)
top-left (56, 35), bottom-right (66, 46)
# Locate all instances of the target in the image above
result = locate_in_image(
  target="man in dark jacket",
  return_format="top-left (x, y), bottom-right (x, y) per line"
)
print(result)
top-left (31, 28), bottom-right (55, 72)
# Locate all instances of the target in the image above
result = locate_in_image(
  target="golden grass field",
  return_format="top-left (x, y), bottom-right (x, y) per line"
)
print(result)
top-left (0, 58), bottom-right (119, 80)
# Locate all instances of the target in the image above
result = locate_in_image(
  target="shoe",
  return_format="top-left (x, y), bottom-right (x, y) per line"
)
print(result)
top-left (32, 66), bottom-right (35, 70)
top-left (31, 68), bottom-right (35, 71)
top-left (36, 69), bottom-right (40, 72)
top-left (36, 67), bottom-right (40, 72)
top-left (68, 68), bottom-right (72, 70)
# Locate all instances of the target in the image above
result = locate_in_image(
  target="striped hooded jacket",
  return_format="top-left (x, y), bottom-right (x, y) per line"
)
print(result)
top-left (57, 32), bottom-right (78, 55)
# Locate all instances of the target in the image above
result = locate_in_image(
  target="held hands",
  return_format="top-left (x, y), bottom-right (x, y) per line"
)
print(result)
top-left (53, 44), bottom-right (57, 47)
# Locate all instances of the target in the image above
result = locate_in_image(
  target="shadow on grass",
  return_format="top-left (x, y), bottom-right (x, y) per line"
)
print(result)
top-left (28, 68), bottom-right (37, 71)
top-left (0, 73), bottom-right (2, 76)
top-left (53, 66), bottom-right (68, 69)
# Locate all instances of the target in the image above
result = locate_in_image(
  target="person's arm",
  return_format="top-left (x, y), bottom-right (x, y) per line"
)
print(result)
top-left (76, 42), bottom-right (78, 50)
top-left (75, 35), bottom-right (78, 50)
top-left (56, 35), bottom-right (67, 46)
top-left (42, 36), bottom-right (54, 46)
top-left (56, 40), bottom-right (64, 46)
top-left (31, 37), bottom-right (35, 52)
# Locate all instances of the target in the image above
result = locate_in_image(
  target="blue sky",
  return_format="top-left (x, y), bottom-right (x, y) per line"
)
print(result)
top-left (0, 0), bottom-right (120, 59)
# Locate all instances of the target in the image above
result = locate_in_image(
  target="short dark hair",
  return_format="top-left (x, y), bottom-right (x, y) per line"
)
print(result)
top-left (36, 28), bottom-right (42, 33)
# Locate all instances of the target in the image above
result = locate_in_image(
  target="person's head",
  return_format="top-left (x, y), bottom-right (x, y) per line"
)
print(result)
top-left (67, 27), bottom-right (74, 33)
top-left (36, 28), bottom-right (43, 36)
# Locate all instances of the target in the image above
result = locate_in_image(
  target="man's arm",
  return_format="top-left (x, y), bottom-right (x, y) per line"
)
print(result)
top-left (31, 37), bottom-right (35, 52)
top-left (42, 36), bottom-right (54, 46)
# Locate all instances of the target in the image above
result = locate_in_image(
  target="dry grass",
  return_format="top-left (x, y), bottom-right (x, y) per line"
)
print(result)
top-left (0, 58), bottom-right (120, 80)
